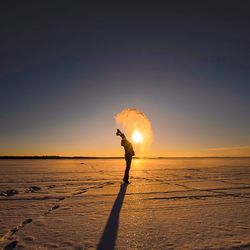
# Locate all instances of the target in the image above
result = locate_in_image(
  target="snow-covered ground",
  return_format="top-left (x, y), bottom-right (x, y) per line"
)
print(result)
top-left (0, 158), bottom-right (250, 249)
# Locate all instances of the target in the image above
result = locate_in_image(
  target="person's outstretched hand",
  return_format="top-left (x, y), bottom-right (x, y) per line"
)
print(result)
top-left (116, 129), bottom-right (122, 136)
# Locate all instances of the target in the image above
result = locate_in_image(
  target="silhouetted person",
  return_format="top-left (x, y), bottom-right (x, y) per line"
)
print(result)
top-left (116, 129), bottom-right (135, 184)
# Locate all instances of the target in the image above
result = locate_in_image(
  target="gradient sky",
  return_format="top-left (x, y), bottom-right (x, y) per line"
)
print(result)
top-left (1, 1), bottom-right (250, 157)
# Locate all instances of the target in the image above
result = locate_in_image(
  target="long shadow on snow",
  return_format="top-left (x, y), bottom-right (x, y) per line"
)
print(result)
top-left (97, 183), bottom-right (128, 250)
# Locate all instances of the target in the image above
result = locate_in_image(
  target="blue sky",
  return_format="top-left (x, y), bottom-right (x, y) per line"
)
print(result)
top-left (1, 1), bottom-right (250, 156)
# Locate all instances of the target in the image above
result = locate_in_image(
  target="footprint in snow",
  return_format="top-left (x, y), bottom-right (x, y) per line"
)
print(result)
top-left (26, 186), bottom-right (41, 193)
top-left (48, 205), bottom-right (60, 212)
top-left (0, 190), bottom-right (18, 197)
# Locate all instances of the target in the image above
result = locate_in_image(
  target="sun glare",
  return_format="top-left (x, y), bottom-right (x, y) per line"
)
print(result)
top-left (132, 130), bottom-right (143, 144)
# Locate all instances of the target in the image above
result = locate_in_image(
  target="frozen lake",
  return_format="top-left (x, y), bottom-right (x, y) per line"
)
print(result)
top-left (1, 158), bottom-right (250, 249)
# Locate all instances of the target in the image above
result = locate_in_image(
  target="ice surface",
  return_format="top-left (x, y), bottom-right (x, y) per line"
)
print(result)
top-left (0, 158), bottom-right (250, 249)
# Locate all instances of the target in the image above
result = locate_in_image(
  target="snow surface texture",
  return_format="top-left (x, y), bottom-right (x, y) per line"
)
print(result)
top-left (0, 158), bottom-right (250, 250)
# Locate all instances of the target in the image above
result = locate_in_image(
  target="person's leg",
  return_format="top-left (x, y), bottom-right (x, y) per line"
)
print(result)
top-left (123, 157), bottom-right (132, 182)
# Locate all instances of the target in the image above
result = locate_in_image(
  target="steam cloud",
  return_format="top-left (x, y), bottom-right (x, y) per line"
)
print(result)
top-left (115, 108), bottom-right (153, 157)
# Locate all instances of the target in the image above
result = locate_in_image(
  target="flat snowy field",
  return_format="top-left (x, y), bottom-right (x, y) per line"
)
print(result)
top-left (0, 158), bottom-right (250, 250)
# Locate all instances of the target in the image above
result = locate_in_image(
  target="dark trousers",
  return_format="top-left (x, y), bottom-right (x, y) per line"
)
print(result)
top-left (123, 156), bottom-right (132, 181)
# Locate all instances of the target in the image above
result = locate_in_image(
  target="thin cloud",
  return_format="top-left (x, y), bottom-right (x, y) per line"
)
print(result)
top-left (208, 146), bottom-right (250, 151)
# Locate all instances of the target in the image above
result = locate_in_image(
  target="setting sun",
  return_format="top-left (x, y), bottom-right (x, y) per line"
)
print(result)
top-left (132, 130), bottom-right (143, 144)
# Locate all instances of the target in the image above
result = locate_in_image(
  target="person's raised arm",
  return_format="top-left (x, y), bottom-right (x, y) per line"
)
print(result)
top-left (116, 129), bottom-right (126, 139)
